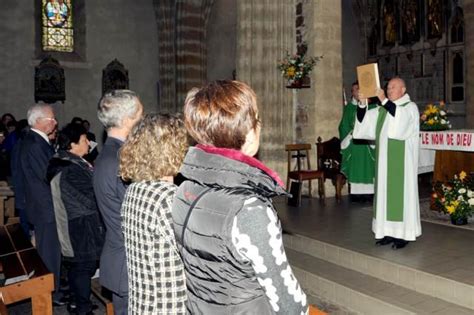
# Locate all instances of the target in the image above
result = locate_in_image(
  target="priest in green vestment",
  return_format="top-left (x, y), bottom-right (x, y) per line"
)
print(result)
top-left (353, 78), bottom-right (421, 249)
top-left (339, 82), bottom-right (376, 202)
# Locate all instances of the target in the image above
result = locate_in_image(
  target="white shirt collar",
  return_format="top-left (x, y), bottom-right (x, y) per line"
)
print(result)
top-left (393, 93), bottom-right (411, 105)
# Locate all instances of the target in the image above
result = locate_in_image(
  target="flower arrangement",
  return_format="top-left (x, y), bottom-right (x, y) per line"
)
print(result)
top-left (420, 101), bottom-right (451, 131)
top-left (277, 43), bottom-right (322, 86)
top-left (433, 171), bottom-right (474, 225)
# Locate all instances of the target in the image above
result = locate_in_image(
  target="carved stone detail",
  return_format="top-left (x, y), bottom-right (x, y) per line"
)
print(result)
top-left (34, 55), bottom-right (65, 103)
top-left (102, 59), bottom-right (129, 95)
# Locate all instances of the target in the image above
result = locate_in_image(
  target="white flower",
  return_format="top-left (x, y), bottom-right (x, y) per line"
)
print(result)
top-left (434, 116), bottom-right (438, 121)
top-left (468, 190), bottom-right (474, 198)
top-left (441, 119), bottom-right (446, 124)
top-left (459, 188), bottom-right (466, 194)
top-left (440, 110), bottom-right (446, 115)
top-left (469, 198), bottom-right (474, 206)
top-left (457, 195), bottom-right (464, 201)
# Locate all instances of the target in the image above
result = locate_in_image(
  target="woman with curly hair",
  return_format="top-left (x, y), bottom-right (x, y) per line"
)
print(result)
top-left (119, 113), bottom-right (188, 315)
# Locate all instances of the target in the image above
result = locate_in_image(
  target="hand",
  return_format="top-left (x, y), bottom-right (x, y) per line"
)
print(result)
top-left (358, 98), bottom-right (368, 108)
top-left (376, 88), bottom-right (386, 102)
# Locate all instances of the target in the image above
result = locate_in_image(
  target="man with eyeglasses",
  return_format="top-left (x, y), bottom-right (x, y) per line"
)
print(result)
top-left (18, 103), bottom-right (65, 306)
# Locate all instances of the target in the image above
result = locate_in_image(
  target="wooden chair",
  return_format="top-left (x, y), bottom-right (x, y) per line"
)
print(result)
top-left (285, 144), bottom-right (325, 205)
top-left (316, 137), bottom-right (346, 201)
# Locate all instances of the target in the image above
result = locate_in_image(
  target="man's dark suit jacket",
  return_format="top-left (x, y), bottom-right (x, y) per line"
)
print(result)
top-left (93, 137), bottom-right (128, 296)
top-left (19, 130), bottom-right (55, 224)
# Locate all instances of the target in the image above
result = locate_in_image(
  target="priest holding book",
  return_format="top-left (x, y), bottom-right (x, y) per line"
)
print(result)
top-left (353, 77), bottom-right (421, 249)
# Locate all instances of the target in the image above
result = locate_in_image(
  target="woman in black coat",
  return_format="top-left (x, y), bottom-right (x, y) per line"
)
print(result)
top-left (47, 123), bottom-right (104, 315)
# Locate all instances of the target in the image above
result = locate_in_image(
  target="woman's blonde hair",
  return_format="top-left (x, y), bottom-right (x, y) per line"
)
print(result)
top-left (119, 113), bottom-right (188, 182)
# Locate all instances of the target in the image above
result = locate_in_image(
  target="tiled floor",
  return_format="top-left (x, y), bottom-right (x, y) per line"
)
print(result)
top-left (274, 195), bottom-right (474, 287)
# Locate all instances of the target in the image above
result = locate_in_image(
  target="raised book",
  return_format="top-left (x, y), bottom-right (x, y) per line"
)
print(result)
top-left (357, 63), bottom-right (380, 98)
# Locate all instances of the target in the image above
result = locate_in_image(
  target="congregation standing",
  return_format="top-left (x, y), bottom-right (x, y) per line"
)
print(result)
top-left (3, 74), bottom-right (421, 314)
top-left (6, 81), bottom-right (308, 315)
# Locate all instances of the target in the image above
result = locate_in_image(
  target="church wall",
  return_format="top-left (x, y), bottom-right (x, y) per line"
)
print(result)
top-left (206, 0), bottom-right (237, 81)
top-left (343, 0), bottom-right (468, 129)
top-left (342, 0), bottom-right (363, 97)
top-left (0, 0), bottom-right (159, 143)
top-left (465, 0), bottom-right (474, 128)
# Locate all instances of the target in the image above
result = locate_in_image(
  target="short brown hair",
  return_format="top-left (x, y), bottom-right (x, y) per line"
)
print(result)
top-left (183, 80), bottom-right (259, 149)
top-left (119, 113), bottom-right (188, 182)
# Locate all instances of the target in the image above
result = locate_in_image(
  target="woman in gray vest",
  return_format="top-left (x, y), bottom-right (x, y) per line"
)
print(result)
top-left (172, 80), bottom-right (308, 314)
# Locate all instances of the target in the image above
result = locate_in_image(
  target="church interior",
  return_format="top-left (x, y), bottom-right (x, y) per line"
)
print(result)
top-left (0, 0), bottom-right (473, 314)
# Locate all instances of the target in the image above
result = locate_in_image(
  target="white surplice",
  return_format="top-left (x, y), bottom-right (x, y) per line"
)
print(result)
top-left (353, 94), bottom-right (422, 241)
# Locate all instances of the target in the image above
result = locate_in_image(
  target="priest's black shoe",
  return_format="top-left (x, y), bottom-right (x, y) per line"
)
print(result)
top-left (392, 239), bottom-right (409, 250)
top-left (375, 236), bottom-right (394, 246)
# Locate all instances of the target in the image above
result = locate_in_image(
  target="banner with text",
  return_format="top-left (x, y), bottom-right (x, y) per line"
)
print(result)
top-left (419, 130), bottom-right (474, 152)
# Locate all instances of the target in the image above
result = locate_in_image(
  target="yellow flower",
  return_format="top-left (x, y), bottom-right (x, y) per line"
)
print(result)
top-left (445, 205), bottom-right (455, 214)
top-left (286, 66), bottom-right (296, 78)
top-left (427, 119), bottom-right (435, 125)
top-left (446, 200), bottom-right (460, 214)
top-left (459, 171), bottom-right (467, 181)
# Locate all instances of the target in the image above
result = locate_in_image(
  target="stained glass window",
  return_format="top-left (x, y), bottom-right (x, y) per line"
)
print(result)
top-left (41, 0), bottom-right (74, 52)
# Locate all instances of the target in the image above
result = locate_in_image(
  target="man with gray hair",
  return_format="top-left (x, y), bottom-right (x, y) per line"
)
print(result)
top-left (18, 103), bottom-right (64, 305)
top-left (93, 90), bottom-right (143, 315)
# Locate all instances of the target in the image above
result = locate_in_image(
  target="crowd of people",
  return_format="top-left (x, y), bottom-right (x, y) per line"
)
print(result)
top-left (8, 81), bottom-right (309, 315)
top-left (5, 76), bottom-right (420, 314)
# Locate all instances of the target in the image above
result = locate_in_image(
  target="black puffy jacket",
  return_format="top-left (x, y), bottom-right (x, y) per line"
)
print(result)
top-left (47, 150), bottom-right (105, 262)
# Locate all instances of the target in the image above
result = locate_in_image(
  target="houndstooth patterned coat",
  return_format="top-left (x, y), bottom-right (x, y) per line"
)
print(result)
top-left (121, 181), bottom-right (186, 314)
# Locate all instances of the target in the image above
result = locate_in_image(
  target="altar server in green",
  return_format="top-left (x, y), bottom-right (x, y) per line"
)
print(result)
top-left (353, 77), bottom-right (421, 249)
top-left (339, 82), bottom-right (376, 202)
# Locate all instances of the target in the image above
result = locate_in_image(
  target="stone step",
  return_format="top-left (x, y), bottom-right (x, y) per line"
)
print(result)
top-left (284, 233), bottom-right (474, 311)
top-left (287, 248), bottom-right (473, 315)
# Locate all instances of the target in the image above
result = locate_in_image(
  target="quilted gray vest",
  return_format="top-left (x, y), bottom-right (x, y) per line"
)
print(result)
top-left (173, 180), bottom-right (274, 315)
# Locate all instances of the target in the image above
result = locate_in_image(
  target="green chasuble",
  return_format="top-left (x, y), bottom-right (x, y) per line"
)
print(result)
top-left (375, 104), bottom-right (408, 222)
top-left (353, 94), bottom-right (422, 241)
top-left (338, 100), bottom-right (376, 193)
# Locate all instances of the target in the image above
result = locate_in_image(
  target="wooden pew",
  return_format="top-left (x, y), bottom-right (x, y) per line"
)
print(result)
top-left (90, 278), bottom-right (114, 315)
top-left (309, 304), bottom-right (328, 314)
top-left (0, 186), bottom-right (15, 226)
top-left (0, 298), bottom-right (8, 315)
top-left (0, 224), bottom-right (54, 315)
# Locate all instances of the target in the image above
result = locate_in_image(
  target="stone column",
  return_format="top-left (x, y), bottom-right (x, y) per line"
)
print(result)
top-left (465, 0), bottom-right (474, 128)
top-left (236, 0), bottom-right (295, 177)
top-left (300, 0), bottom-right (343, 195)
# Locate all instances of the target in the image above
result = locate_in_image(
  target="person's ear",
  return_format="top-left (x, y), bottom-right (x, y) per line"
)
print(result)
top-left (241, 127), bottom-right (259, 156)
